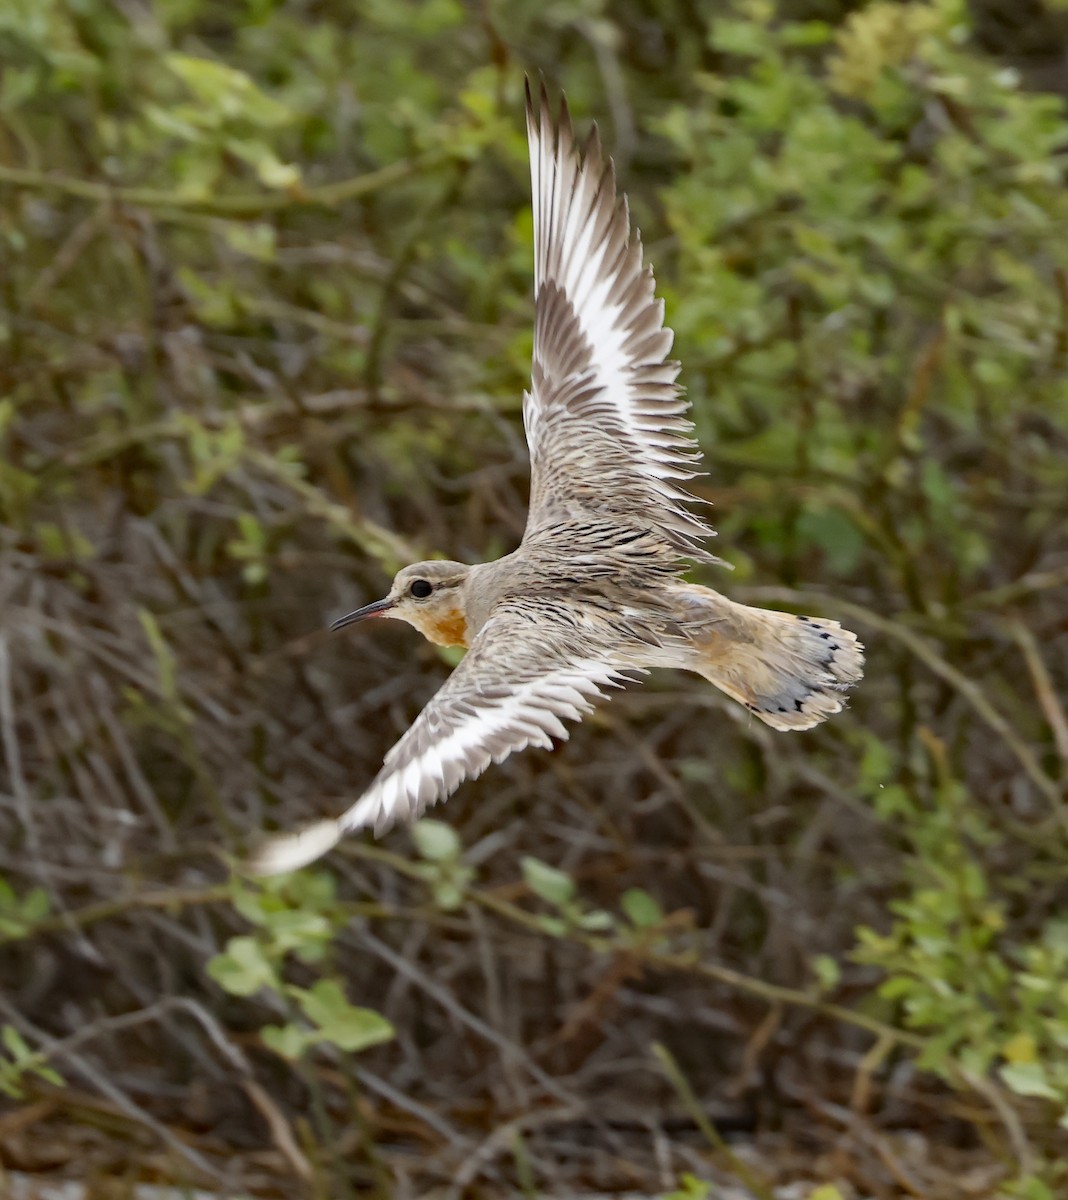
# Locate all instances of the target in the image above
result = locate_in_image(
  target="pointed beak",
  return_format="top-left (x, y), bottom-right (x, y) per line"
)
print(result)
top-left (330, 596), bottom-right (395, 631)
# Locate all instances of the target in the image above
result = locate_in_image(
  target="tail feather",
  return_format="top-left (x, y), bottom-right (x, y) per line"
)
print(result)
top-left (685, 594), bottom-right (864, 731)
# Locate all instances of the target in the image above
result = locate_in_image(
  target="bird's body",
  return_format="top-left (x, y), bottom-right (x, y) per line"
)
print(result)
top-left (252, 83), bottom-right (864, 875)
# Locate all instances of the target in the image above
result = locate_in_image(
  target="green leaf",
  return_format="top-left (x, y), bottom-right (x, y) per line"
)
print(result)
top-left (21, 887), bottom-right (50, 924)
top-left (296, 980), bottom-right (394, 1053)
top-left (227, 138), bottom-right (301, 189)
top-left (710, 17), bottom-right (772, 58)
top-left (207, 936), bottom-right (277, 997)
top-left (137, 609), bottom-right (180, 706)
top-left (411, 819), bottom-right (461, 863)
top-left (537, 915), bottom-right (568, 937)
top-left (31, 1060), bottom-right (63, 1087)
top-left (1001, 1061), bottom-right (1061, 1102)
top-left (261, 1023), bottom-right (313, 1061)
top-left (222, 223), bottom-right (277, 263)
top-left (521, 857), bottom-right (575, 907)
top-left (0, 1024), bottom-right (60, 1095)
top-left (0, 881), bottom-right (51, 940)
top-left (2, 1025), bottom-right (30, 1061)
top-left (431, 880), bottom-right (465, 911)
top-left (780, 20), bottom-right (833, 48)
top-left (165, 53), bottom-right (293, 128)
top-left (621, 888), bottom-right (663, 929)
top-left (443, 865), bottom-right (477, 906)
top-left (812, 954), bottom-right (841, 992)
top-left (661, 1173), bottom-right (711, 1200)
top-left (578, 909), bottom-right (615, 932)
top-left (260, 909), bottom-right (333, 957)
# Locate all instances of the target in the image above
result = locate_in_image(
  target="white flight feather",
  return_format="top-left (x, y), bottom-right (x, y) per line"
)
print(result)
top-left (249, 91), bottom-right (707, 878)
top-left (249, 659), bottom-right (622, 875)
top-left (342, 662), bottom-right (617, 832)
top-left (526, 93), bottom-right (696, 505)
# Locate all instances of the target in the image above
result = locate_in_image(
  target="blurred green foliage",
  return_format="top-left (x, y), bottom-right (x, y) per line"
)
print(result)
top-left (657, 2), bottom-right (1068, 1180)
top-left (0, 1024), bottom-right (63, 1099)
top-left (209, 873), bottom-right (395, 1059)
top-left (2, 0), bottom-right (1068, 1193)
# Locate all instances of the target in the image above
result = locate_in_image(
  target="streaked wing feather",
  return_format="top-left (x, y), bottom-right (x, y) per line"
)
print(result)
top-left (250, 603), bottom-right (634, 873)
top-left (523, 80), bottom-right (716, 560)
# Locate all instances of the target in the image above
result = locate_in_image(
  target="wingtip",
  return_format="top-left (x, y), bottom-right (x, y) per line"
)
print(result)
top-left (556, 86), bottom-right (569, 128)
top-left (583, 120), bottom-right (603, 167)
top-left (537, 73), bottom-right (552, 121)
top-left (526, 74), bottom-right (561, 148)
top-left (532, 78), bottom-right (576, 144)
top-left (245, 818), bottom-right (342, 876)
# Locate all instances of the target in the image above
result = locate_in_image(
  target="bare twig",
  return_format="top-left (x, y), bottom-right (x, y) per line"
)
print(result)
top-left (0, 153), bottom-right (441, 216)
top-left (356, 927), bottom-right (579, 1106)
top-left (0, 636), bottom-right (38, 867)
top-left (444, 1103), bottom-right (586, 1198)
top-left (0, 997), bottom-right (230, 1184)
top-left (1009, 618), bottom-right (1068, 767)
top-left (653, 1042), bottom-right (775, 1200)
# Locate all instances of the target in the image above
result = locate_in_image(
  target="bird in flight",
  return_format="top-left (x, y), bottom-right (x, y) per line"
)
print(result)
top-left (252, 82), bottom-right (863, 874)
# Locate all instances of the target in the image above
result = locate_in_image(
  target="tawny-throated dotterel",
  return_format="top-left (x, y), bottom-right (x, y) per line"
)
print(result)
top-left (251, 82), bottom-right (863, 875)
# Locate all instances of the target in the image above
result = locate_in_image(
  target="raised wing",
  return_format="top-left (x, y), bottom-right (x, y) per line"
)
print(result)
top-left (251, 602), bottom-right (634, 874)
top-left (523, 80), bottom-right (716, 561)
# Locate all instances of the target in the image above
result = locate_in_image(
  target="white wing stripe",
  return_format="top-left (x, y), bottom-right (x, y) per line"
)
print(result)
top-left (336, 660), bottom-right (619, 835)
top-left (250, 644), bottom-right (626, 875)
top-left (246, 88), bottom-right (714, 878)
top-left (524, 82), bottom-right (715, 555)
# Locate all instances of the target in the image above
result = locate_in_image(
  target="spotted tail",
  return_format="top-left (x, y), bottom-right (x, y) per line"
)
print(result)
top-left (680, 590), bottom-right (864, 731)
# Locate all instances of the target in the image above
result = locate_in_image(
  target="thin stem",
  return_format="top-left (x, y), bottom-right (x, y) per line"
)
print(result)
top-left (0, 153), bottom-right (442, 216)
top-left (652, 1042), bottom-right (775, 1200)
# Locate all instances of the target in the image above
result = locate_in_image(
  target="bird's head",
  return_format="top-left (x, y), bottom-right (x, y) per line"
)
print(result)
top-left (331, 560), bottom-right (472, 647)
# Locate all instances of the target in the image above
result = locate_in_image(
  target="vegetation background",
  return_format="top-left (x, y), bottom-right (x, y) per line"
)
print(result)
top-left (1, 0), bottom-right (1067, 1196)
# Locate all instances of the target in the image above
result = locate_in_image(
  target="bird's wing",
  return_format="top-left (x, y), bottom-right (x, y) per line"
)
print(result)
top-left (522, 80), bottom-right (716, 561)
top-left (251, 601), bottom-right (636, 873)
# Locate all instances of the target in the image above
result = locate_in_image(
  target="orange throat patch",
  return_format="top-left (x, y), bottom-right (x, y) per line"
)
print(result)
top-left (422, 608), bottom-right (469, 649)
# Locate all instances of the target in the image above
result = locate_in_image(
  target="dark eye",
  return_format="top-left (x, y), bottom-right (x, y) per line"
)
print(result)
top-left (409, 579), bottom-right (433, 599)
